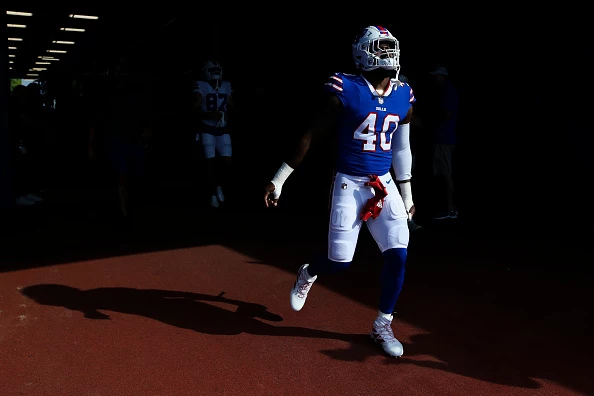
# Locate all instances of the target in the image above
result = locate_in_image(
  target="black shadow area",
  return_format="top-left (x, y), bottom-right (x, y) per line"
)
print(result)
top-left (20, 284), bottom-right (382, 361)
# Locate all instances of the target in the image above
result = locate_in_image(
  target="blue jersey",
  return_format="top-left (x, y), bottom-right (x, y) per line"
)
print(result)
top-left (325, 73), bottom-right (415, 177)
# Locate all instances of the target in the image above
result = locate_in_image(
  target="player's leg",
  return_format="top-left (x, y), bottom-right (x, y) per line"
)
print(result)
top-left (366, 172), bottom-right (409, 357)
top-left (200, 132), bottom-right (219, 207)
top-left (214, 133), bottom-right (232, 203)
top-left (290, 173), bottom-right (369, 311)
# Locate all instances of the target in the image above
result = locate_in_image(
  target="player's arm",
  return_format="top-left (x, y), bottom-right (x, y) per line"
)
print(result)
top-left (392, 107), bottom-right (415, 216)
top-left (226, 92), bottom-right (236, 114)
top-left (191, 91), bottom-right (202, 117)
top-left (264, 93), bottom-right (341, 207)
top-left (224, 93), bottom-right (235, 123)
top-left (286, 94), bottom-right (340, 168)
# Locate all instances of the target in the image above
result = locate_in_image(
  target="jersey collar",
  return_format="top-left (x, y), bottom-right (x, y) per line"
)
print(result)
top-left (362, 76), bottom-right (394, 98)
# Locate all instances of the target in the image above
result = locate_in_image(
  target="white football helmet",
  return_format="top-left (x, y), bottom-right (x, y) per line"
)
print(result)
top-left (203, 60), bottom-right (223, 81)
top-left (352, 26), bottom-right (400, 78)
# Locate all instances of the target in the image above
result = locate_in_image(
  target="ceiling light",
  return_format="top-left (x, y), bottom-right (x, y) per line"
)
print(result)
top-left (36, 62), bottom-right (51, 65)
top-left (9, 61), bottom-right (14, 63)
top-left (27, 74), bottom-right (39, 77)
top-left (9, 54), bottom-right (15, 57)
top-left (8, 38), bottom-right (23, 41)
top-left (7, 24), bottom-right (27, 28)
top-left (69, 14), bottom-right (99, 19)
top-left (60, 27), bottom-right (85, 32)
top-left (39, 56), bottom-right (59, 61)
top-left (32, 68), bottom-right (47, 71)
top-left (47, 50), bottom-right (67, 53)
top-left (9, 46), bottom-right (17, 49)
top-left (52, 41), bottom-right (75, 44)
top-left (6, 11), bottom-right (33, 16)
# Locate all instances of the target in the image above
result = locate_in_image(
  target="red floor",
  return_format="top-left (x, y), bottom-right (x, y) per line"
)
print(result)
top-left (1, 205), bottom-right (592, 395)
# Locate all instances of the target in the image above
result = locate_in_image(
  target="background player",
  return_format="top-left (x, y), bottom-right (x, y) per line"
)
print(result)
top-left (192, 60), bottom-right (235, 208)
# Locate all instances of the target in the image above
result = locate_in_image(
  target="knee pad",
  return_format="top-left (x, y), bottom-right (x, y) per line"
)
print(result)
top-left (387, 220), bottom-right (409, 249)
top-left (329, 240), bottom-right (353, 262)
top-left (387, 198), bottom-right (409, 249)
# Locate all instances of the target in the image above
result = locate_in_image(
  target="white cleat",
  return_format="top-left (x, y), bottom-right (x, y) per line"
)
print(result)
top-left (370, 315), bottom-right (404, 357)
top-left (290, 264), bottom-right (317, 311)
top-left (16, 196), bottom-right (35, 206)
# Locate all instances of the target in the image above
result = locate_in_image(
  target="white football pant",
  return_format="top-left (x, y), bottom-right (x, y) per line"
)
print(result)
top-left (327, 172), bottom-right (409, 262)
top-left (201, 132), bottom-right (232, 159)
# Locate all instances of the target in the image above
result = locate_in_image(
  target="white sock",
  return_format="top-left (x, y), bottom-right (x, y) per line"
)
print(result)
top-left (377, 311), bottom-right (393, 321)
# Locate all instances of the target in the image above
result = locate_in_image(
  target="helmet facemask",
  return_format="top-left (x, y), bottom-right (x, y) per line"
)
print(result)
top-left (203, 61), bottom-right (223, 89)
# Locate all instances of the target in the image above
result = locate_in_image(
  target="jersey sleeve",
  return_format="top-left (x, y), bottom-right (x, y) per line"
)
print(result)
top-left (396, 81), bottom-right (416, 105)
top-left (324, 73), bottom-right (346, 107)
top-left (192, 80), bottom-right (204, 94)
top-left (406, 82), bottom-right (416, 105)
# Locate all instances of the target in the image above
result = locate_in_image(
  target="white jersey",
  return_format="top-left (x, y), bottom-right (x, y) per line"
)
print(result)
top-left (192, 80), bottom-right (233, 128)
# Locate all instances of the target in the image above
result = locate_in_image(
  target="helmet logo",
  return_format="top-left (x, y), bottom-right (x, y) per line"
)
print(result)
top-left (355, 28), bottom-right (372, 42)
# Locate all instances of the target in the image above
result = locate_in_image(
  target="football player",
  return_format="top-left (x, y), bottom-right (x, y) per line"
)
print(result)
top-left (192, 60), bottom-right (235, 208)
top-left (263, 26), bottom-right (416, 358)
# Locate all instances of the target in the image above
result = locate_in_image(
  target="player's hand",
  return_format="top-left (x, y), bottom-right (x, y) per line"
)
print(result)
top-left (264, 182), bottom-right (278, 208)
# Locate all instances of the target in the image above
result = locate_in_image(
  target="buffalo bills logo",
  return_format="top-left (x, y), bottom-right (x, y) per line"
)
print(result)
top-left (355, 28), bottom-right (371, 42)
